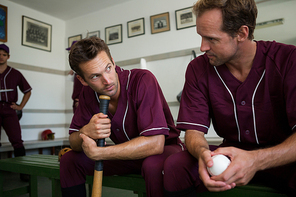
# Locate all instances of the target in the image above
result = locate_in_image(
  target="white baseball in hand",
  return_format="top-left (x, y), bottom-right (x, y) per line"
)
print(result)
top-left (207, 154), bottom-right (231, 176)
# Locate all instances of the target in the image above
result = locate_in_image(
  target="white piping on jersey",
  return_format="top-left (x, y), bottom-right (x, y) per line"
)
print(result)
top-left (176, 122), bottom-right (209, 130)
top-left (252, 70), bottom-right (266, 145)
top-left (3, 67), bottom-right (12, 102)
top-left (292, 125), bottom-right (296, 131)
top-left (69, 128), bottom-right (79, 132)
top-left (179, 143), bottom-right (185, 151)
top-left (214, 67), bottom-right (241, 142)
top-left (214, 67), bottom-right (265, 144)
top-left (122, 70), bottom-right (132, 141)
top-left (139, 127), bottom-right (170, 135)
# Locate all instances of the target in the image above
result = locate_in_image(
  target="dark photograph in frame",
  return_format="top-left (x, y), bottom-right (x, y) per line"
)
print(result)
top-left (105, 24), bottom-right (122, 45)
top-left (175, 7), bottom-right (196, 30)
top-left (68, 34), bottom-right (82, 48)
top-left (22, 16), bottom-right (52, 52)
top-left (127, 18), bottom-right (145, 38)
top-left (150, 12), bottom-right (170, 34)
top-left (87, 31), bottom-right (100, 38)
top-left (0, 4), bottom-right (7, 42)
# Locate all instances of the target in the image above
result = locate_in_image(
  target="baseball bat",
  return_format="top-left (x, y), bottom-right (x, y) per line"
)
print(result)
top-left (92, 95), bottom-right (110, 197)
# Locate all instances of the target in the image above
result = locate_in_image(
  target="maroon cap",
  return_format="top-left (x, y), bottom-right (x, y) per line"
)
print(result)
top-left (0, 44), bottom-right (9, 54)
top-left (66, 41), bottom-right (77, 51)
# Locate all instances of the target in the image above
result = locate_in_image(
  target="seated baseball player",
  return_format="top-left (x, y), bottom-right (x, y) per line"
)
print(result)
top-left (163, 0), bottom-right (296, 196)
top-left (59, 37), bottom-right (185, 197)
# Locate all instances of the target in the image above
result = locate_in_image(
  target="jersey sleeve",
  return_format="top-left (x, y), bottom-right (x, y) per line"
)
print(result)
top-left (18, 71), bottom-right (32, 93)
top-left (177, 58), bottom-right (211, 133)
top-left (69, 86), bottom-right (94, 134)
top-left (284, 48), bottom-right (296, 132)
top-left (133, 71), bottom-right (170, 137)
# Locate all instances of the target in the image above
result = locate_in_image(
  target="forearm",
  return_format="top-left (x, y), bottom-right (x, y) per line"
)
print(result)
top-left (185, 130), bottom-right (209, 159)
top-left (91, 135), bottom-right (165, 161)
top-left (254, 132), bottom-right (296, 171)
top-left (69, 131), bottom-right (83, 151)
top-left (19, 91), bottom-right (31, 109)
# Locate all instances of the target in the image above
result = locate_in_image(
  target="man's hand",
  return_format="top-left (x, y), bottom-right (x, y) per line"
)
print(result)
top-left (198, 148), bottom-right (234, 192)
top-left (10, 102), bottom-right (22, 111)
top-left (80, 133), bottom-right (100, 160)
top-left (209, 147), bottom-right (258, 188)
top-left (81, 113), bottom-right (111, 140)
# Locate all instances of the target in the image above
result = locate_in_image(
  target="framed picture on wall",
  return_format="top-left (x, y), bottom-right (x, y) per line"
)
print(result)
top-left (175, 7), bottom-right (196, 30)
top-left (87, 31), bottom-right (100, 38)
top-left (0, 4), bottom-right (7, 42)
top-left (68, 34), bottom-right (82, 47)
top-left (22, 16), bottom-right (52, 52)
top-left (127, 18), bottom-right (145, 38)
top-left (105, 24), bottom-right (122, 45)
top-left (150, 12), bottom-right (170, 34)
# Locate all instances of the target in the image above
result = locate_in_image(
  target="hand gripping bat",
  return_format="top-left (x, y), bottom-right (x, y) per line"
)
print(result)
top-left (92, 95), bottom-right (110, 197)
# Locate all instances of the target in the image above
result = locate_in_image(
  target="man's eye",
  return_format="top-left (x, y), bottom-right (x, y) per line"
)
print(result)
top-left (92, 75), bottom-right (99, 79)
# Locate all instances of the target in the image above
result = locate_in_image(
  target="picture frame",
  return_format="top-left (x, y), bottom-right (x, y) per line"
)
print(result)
top-left (87, 31), bottom-right (100, 38)
top-left (150, 12), bottom-right (170, 34)
top-left (68, 34), bottom-right (82, 48)
top-left (22, 16), bottom-right (52, 52)
top-left (105, 24), bottom-right (122, 45)
top-left (127, 18), bottom-right (145, 38)
top-left (0, 4), bottom-right (7, 42)
top-left (175, 7), bottom-right (196, 30)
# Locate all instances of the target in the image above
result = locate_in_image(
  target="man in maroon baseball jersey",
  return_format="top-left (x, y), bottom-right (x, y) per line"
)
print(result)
top-left (59, 37), bottom-right (185, 197)
top-left (163, 0), bottom-right (296, 197)
top-left (0, 44), bottom-right (32, 180)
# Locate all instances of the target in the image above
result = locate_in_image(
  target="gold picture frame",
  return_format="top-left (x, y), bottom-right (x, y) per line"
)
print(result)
top-left (150, 12), bottom-right (170, 34)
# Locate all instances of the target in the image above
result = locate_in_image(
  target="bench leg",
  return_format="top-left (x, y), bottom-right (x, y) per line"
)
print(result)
top-left (51, 179), bottom-right (62, 197)
top-left (0, 171), bottom-right (3, 197)
top-left (29, 175), bottom-right (38, 197)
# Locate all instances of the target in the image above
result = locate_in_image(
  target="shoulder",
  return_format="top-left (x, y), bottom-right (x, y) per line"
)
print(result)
top-left (257, 40), bottom-right (296, 61)
top-left (185, 54), bottom-right (210, 82)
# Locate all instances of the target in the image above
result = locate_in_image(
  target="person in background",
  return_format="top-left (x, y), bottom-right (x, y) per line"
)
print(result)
top-left (163, 0), bottom-right (296, 196)
top-left (66, 41), bottom-right (83, 113)
top-left (59, 37), bottom-right (185, 197)
top-left (0, 44), bottom-right (32, 181)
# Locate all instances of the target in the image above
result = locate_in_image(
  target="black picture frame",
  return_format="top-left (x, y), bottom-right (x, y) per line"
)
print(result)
top-left (105, 24), bottom-right (122, 45)
top-left (68, 34), bottom-right (82, 47)
top-left (127, 18), bottom-right (145, 38)
top-left (22, 16), bottom-right (52, 52)
top-left (175, 7), bottom-right (196, 30)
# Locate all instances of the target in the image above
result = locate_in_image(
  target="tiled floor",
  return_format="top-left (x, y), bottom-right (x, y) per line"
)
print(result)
top-left (2, 171), bottom-right (138, 197)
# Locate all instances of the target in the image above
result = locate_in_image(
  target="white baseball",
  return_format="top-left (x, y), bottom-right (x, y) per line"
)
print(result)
top-left (207, 154), bottom-right (231, 176)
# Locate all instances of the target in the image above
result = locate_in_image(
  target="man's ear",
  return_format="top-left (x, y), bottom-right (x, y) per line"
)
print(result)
top-left (76, 75), bottom-right (88, 86)
top-left (237, 25), bottom-right (249, 42)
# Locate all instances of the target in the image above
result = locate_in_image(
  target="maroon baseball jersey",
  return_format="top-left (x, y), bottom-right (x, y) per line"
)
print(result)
top-left (0, 66), bottom-right (32, 103)
top-left (177, 41), bottom-right (296, 149)
top-left (70, 66), bottom-right (182, 146)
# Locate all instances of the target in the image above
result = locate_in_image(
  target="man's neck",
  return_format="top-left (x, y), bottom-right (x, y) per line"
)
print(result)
top-left (0, 64), bottom-right (8, 74)
top-left (225, 40), bottom-right (257, 82)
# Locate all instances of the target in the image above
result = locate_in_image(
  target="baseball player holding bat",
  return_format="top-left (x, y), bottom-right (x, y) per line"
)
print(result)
top-left (60, 37), bottom-right (185, 197)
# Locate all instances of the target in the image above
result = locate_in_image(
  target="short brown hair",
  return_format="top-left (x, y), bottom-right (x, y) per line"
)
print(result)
top-left (193, 0), bottom-right (257, 40)
top-left (69, 37), bottom-right (113, 79)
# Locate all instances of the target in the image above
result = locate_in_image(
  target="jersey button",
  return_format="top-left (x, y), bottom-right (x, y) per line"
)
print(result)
top-left (245, 130), bottom-right (250, 135)
top-left (241, 101), bottom-right (246, 105)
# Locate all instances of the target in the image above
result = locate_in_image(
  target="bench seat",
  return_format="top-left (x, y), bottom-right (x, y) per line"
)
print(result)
top-left (0, 154), bottom-right (287, 197)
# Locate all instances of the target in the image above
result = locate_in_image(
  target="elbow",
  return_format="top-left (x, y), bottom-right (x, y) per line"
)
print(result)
top-left (152, 135), bottom-right (165, 155)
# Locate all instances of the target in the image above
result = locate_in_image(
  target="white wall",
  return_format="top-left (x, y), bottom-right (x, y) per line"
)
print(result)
top-left (1, 0), bottom-right (67, 142)
top-left (1, 0), bottom-right (296, 143)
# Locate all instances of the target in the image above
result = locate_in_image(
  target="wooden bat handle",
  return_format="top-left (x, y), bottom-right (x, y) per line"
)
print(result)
top-left (92, 95), bottom-right (110, 197)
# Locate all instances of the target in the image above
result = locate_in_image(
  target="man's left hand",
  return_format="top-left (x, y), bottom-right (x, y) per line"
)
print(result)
top-left (210, 147), bottom-right (259, 187)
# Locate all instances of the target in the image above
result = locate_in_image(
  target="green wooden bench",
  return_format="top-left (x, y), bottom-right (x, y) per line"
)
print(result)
top-left (0, 154), bottom-right (287, 197)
